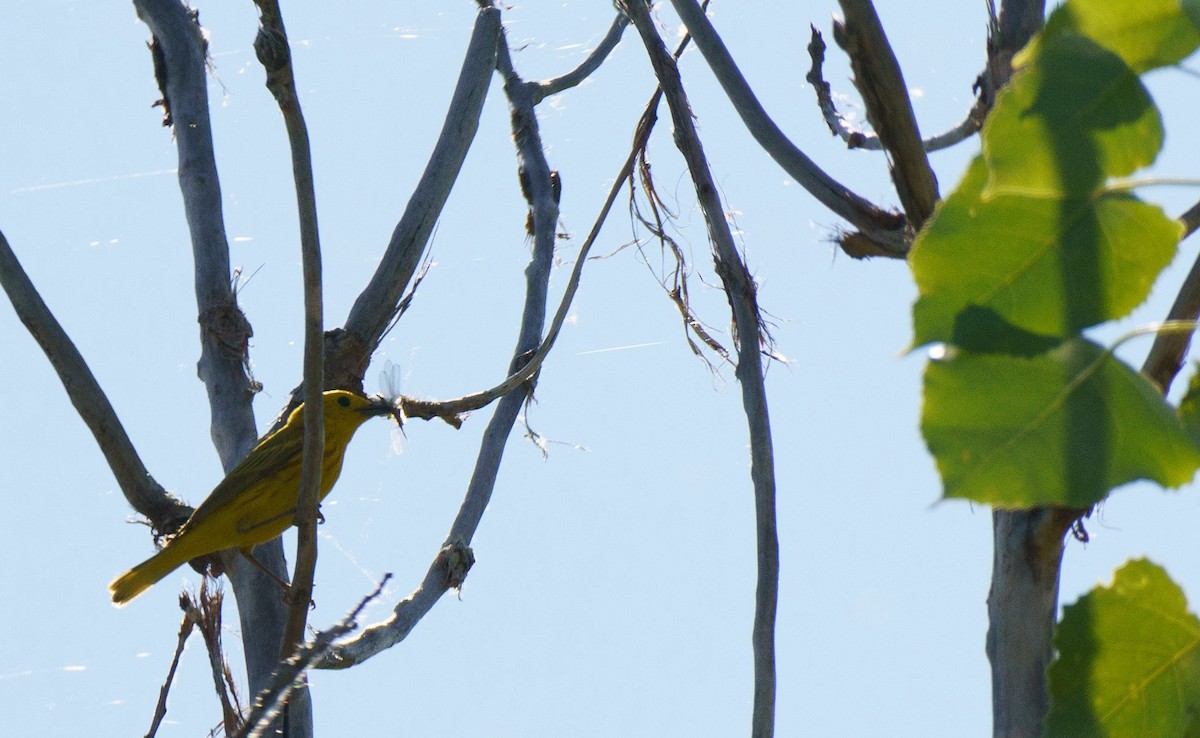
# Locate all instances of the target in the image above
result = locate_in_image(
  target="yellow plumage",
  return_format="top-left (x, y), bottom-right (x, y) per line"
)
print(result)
top-left (109, 390), bottom-right (395, 605)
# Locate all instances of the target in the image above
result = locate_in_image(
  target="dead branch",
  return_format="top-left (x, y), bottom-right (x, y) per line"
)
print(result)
top-left (1139, 202), bottom-right (1200, 393)
top-left (133, 0), bottom-right (259, 470)
top-left (0, 230), bottom-right (188, 531)
top-left (834, 0), bottom-right (939, 226)
top-left (194, 581), bottom-right (243, 733)
top-left (313, 22), bottom-right (562, 666)
top-left (338, 8), bottom-right (502, 370)
top-left (133, 3), bottom-right (312, 725)
top-left (623, 2), bottom-right (780, 736)
top-left (806, 26), bottom-right (981, 153)
top-left (143, 596), bottom-right (198, 738)
top-left (532, 13), bottom-right (629, 103)
top-left (318, 19), bottom-right (670, 670)
top-left (235, 576), bottom-right (390, 738)
top-left (666, 0), bottom-right (908, 257)
top-left (248, 0), bottom-right (329, 670)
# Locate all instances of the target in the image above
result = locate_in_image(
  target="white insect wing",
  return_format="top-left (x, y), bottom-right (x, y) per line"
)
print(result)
top-left (379, 360), bottom-right (406, 456)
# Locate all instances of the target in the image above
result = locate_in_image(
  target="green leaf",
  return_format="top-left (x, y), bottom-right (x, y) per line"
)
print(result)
top-left (1024, 0), bottom-right (1200, 73)
top-left (911, 0), bottom-right (1197, 509)
top-left (985, 34), bottom-right (1161, 199)
top-left (1187, 0), bottom-right (1200, 35)
top-left (921, 338), bottom-right (1200, 507)
top-left (1047, 559), bottom-right (1200, 737)
top-left (943, 306), bottom-right (1065, 357)
top-left (910, 159), bottom-right (1182, 347)
top-left (1179, 363), bottom-right (1200, 448)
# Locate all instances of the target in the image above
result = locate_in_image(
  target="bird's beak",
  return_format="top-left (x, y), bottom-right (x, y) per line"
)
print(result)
top-left (365, 395), bottom-right (403, 424)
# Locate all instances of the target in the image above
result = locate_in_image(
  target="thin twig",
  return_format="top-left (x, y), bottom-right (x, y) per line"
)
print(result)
top-left (805, 26), bottom-right (981, 153)
top-left (921, 117), bottom-right (985, 152)
top-left (388, 14), bottom-right (676, 428)
top-left (193, 581), bottom-right (243, 733)
top-left (629, 103), bottom-right (732, 366)
top-left (235, 576), bottom-right (390, 738)
top-left (531, 13), bottom-right (629, 104)
top-left (623, 10), bottom-right (731, 367)
top-left (834, 0), bottom-right (939, 226)
top-left (144, 597), bottom-right (198, 738)
top-left (666, 0), bottom-right (908, 256)
top-left (623, 3), bottom-right (779, 736)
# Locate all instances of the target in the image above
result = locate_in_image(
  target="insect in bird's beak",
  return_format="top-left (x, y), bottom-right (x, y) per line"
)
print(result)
top-left (366, 394), bottom-right (405, 427)
top-left (375, 360), bottom-right (408, 454)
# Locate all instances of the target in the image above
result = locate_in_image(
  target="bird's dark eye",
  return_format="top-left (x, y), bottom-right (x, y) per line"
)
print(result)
top-left (338, 396), bottom-right (351, 408)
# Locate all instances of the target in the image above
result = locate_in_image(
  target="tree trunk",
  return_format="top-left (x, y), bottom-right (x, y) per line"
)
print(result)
top-left (986, 508), bottom-right (1078, 737)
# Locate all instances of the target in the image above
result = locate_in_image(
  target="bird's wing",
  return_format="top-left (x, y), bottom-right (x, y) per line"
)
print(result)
top-left (183, 427), bottom-right (304, 529)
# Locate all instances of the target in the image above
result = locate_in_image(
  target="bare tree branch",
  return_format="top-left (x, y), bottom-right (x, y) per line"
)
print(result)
top-left (666, 0), bottom-right (908, 257)
top-left (986, 506), bottom-right (1082, 738)
top-left (133, 0), bottom-right (259, 470)
top-left (531, 13), bottom-right (629, 104)
top-left (144, 596), bottom-right (197, 738)
top-left (337, 8), bottom-right (501, 377)
top-left (318, 23), bottom-right (564, 666)
top-left (980, 0), bottom-right (1046, 105)
top-left (235, 576), bottom-right (390, 738)
top-left (0, 231), bottom-right (188, 530)
top-left (1182, 199), bottom-right (1200, 237)
top-left (805, 26), bottom-right (981, 153)
top-left (1139, 203), bottom-right (1200, 393)
top-left (249, 0), bottom-right (327, 682)
top-left (384, 83), bottom-right (678, 427)
top-left (321, 20), bottom-right (723, 671)
top-left (623, 3), bottom-right (779, 736)
top-left (132, 1), bottom-right (301, 725)
top-left (264, 5), bottom-right (620, 462)
top-left (631, 138), bottom-right (734, 366)
top-left (320, 20), bottom-right (665, 669)
top-left (441, 20), bottom-right (563, 531)
top-left (834, 0), bottom-right (939, 226)
top-left (259, 8), bottom-right (500, 443)
top-left (193, 581), bottom-right (244, 733)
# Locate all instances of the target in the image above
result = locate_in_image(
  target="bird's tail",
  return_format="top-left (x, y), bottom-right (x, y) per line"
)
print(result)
top-left (108, 545), bottom-right (193, 606)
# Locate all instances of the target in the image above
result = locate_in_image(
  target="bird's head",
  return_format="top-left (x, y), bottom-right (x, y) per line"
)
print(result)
top-left (323, 390), bottom-right (402, 425)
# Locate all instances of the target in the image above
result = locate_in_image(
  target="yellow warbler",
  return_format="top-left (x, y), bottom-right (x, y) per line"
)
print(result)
top-left (109, 390), bottom-right (396, 605)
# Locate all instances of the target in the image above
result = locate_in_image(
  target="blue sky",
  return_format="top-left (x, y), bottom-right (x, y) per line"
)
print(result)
top-left (3, 1), bottom-right (1200, 736)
